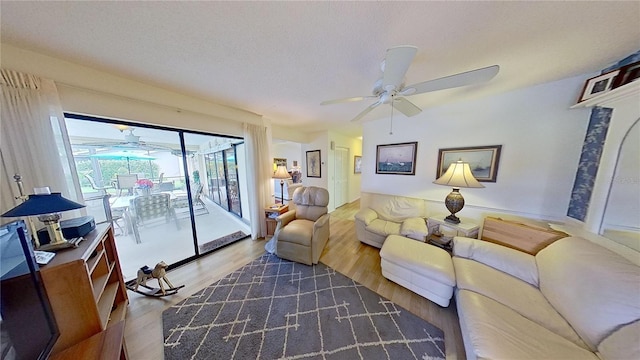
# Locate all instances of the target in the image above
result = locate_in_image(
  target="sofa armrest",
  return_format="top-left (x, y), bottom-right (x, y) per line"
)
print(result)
top-left (400, 217), bottom-right (428, 241)
top-left (453, 236), bottom-right (539, 287)
top-left (355, 208), bottom-right (378, 226)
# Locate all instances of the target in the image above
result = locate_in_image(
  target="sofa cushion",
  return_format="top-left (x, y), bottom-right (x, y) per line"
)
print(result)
top-left (454, 257), bottom-right (587, 348)
top-left (400, 217), bottom-right (428, 241)
top-left (537, 236), bottom-right (640, 351)
top-left (598, 320), bottom-right (640, 360)
top-left (456, 289), bottom-right (599, 360)
top-left (366, 219), bottom-right (401, 237)
top-left (453, 236), bottom-right (539, 286)
top-left (370, 195), bottom-right (425, 222)
top-left (354, 207), bottom-right (378, 226)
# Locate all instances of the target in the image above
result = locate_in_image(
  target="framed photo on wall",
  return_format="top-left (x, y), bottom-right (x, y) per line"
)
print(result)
top-left (577, 70), bottom-right (620, 103)
top-left (375, 142), bottom-right (417, 175)
top-left (611, 60), bottom-right (640, 89)
top-left (354, 155), bottom-right (362, 174)
top-left (273, 158), bottom-right (287, 168)
top-left (306, 150), bottom-right (321, 178)
top-left (437, 145), bottom-right (502, 182)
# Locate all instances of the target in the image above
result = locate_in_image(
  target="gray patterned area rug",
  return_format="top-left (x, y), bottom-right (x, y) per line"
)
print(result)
top-left (163, 254), bottom-right (445, 360)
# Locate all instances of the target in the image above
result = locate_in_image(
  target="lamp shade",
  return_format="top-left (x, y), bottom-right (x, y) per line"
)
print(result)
top-left (433, 160), bottom-right (484, 188)
top-left (273, 165), bottom-right (291, 180)
top-left (2, 193), bottom-right (85, 217)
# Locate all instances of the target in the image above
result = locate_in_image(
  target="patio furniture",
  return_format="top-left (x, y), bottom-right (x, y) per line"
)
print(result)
top-left (116, 174), bottom-right (138, 196)
top-left (129, 193), bottom-right (180, 244)
top-left (172, 183), bottom-right (209, 214)
top-left (84, 173), bottom-right (114, 195)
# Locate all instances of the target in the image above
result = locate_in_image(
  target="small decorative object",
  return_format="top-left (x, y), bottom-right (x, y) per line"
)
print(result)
top-left (354, 155), bottom-right (362, 174)
top-left (577, 69), bottom-right (620, 103)
top-left (376, 142), bottom-right (417, 175)
top-left (433, 159), bottom-right (484, 224)
top-left (125, 261), bottom-right (184, 297)
top-left (611, 60), bottom-right (640, 89)
top-left (135, 178), bottom-right (154, 195)
top-left (306, 150), bottom-right (321, 178)
top-left (437, 145), bottom-right (502, 182)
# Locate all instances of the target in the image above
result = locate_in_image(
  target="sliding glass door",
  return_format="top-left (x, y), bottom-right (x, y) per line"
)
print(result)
top-left (65, 115), bottom-right (251, 279)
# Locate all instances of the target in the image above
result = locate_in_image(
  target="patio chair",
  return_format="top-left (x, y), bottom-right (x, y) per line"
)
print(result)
top-left (84, 173), bottom-right (114, 195)
top-left (129, 193), bottom-right (180, 244)
top-left (191, 183), bottom-right (209, 214)
top-left (116, 174), bottom-right (138, 196)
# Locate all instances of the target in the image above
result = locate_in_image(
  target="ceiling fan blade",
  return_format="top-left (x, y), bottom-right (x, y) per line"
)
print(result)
top-left (351, 101), bottom-right (381, 122)
top-left (382, 45), bottom-right (418, 88)
top-left (404, 65), bottom-right (500, 95)
top-left (393, 97), bottom-right (422, 117)
top-left (320, 95), bottom-right (377, 106)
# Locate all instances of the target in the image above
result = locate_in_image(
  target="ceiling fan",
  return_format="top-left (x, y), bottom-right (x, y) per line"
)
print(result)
top-left (321, 46), bottom-right (500, 122)
top-left (82, 127), bottom-right (172, 151)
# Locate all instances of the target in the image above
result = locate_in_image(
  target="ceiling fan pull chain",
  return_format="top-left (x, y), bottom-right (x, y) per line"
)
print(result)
top-left (389, 101), bottom-right (394, 135)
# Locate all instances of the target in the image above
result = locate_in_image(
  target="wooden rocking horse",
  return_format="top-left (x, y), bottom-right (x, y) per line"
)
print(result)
top-left (125, 261), bottom-right (184, 297)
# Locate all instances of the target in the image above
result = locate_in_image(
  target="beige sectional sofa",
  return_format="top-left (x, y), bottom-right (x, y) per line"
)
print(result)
top-left (354, 194), bottom-right (428, 248)
top-left (453, 235), bottom-right (640, 359)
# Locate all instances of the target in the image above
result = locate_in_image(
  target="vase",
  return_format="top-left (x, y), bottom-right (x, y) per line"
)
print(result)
top-left (137, 188), bottom-right (151, 196)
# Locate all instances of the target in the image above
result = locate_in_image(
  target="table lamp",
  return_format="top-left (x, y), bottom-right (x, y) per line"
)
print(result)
top-left (2, 186), bottom-right (85, 251)
top-left (433, 159), bottom-right (484, 224)
top-left (272, 165), bottom-right (292, 205)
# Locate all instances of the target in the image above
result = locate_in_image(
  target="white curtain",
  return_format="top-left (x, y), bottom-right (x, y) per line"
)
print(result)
top-left (1, 69), bottom-right (82, 220)
top-left (243, 122), bottom-right (273, 239)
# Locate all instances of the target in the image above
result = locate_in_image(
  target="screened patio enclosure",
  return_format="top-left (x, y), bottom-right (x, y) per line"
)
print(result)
top-left (65, 115), bottom-right (251, 279)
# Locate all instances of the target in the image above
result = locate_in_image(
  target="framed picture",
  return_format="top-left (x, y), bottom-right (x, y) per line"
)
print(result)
top-left (577, 70), bottom-right (620, 102)
top-left (611, 60), bottom-right (640, 89)
top-left (273, 158), bottom-right (287, 168)
top-left (376, 142), bottom-right (417, 175)
top-left (306, 150), bottom-right (321, 178)
top-left (354, 155), bottom-right (362, 174)
top-left (437, 145), bottom-right (502, 182)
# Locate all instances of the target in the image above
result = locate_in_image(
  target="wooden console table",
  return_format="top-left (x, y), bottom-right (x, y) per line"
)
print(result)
top-left (40, 223), bottom-right (128, 355)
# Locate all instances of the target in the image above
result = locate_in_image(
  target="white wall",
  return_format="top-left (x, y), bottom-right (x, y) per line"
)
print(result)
top-left (272, 141), bottom-right (303, 170)
top-left (362, 75), bottom-right (592, 222)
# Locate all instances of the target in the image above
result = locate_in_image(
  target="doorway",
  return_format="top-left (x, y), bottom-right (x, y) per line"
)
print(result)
top-left (334, 146), bottom-right (349, 208)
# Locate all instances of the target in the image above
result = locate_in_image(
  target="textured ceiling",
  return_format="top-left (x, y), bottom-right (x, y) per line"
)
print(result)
top-left (1, 1), bottom-right (639, 137)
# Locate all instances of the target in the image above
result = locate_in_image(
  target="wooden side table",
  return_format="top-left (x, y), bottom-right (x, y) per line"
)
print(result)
top-left (427, 217), bottom-right (479, 252)
top-left (265, 204), bottom-right (289, 238)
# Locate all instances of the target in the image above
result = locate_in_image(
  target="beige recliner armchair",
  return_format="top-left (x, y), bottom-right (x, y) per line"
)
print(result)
top-left (273, 186), bottom-right (330, 265)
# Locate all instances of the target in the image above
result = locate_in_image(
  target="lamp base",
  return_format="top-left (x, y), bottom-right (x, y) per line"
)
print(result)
top-left (36, 221), bottom-right (83, 251)
top-left (444, 188), bottom-right (465, 225)
top-left (444, 214), bottom-right (461, 224)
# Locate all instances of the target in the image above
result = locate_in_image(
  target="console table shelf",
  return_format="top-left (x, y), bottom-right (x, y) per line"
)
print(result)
top-left (40, 223), bottom-right (128, 356)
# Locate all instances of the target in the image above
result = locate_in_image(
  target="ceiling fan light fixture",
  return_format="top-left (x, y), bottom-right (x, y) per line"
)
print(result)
top-left (114, 124), bottom-right (131, 132)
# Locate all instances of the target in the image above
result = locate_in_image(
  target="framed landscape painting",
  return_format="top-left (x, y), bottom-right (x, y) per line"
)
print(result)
top-left (376, 142), bottom-right (417, 175)
top-left (437, 145), bottom-right (502, 182)
top-left (354, 155), bottom-right (362, 174)
top-left (306, 150), bottom-right (321, 178)
top-left (274, 158), bottom-right (287, 168)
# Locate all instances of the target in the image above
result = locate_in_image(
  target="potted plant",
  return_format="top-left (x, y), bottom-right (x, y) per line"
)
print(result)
top-left (135, 178), bottom-right (154, 196)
